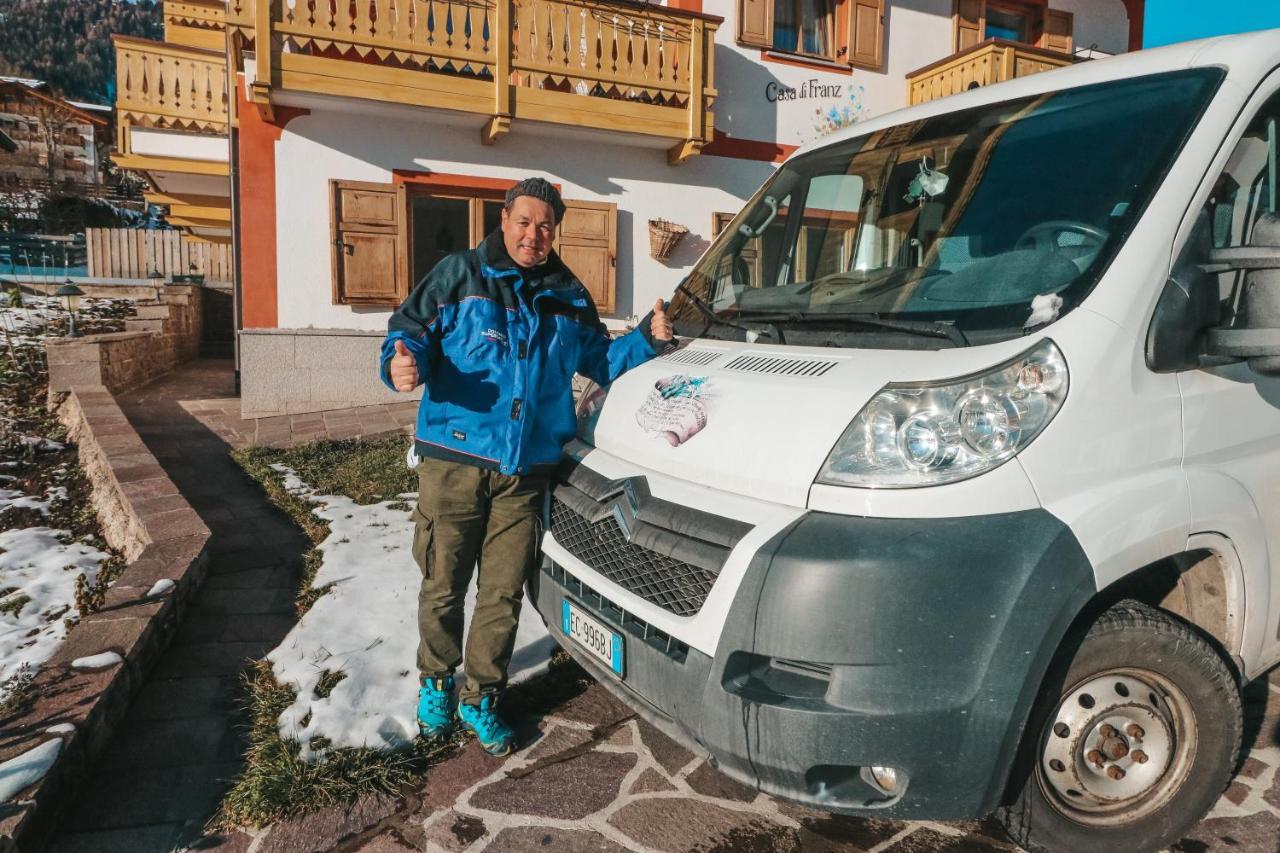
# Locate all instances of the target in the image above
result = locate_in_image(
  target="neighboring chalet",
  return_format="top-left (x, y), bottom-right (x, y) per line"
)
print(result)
top-left (112, 0), bottom-right (1143, 417)
top-left (0, 77), bottom-right (109, 186)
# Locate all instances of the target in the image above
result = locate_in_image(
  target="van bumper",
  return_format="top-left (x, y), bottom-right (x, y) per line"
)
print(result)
top-left (531, 508), bottom-right (1096, 819)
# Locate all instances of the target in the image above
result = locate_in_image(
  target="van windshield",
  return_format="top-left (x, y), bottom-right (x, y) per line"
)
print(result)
top-left (670, 69), bottom-right (1224, 348)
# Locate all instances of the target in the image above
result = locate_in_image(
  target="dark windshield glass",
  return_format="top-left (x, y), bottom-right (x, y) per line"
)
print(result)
top-left (671, 69), bottom-right (1224, 348)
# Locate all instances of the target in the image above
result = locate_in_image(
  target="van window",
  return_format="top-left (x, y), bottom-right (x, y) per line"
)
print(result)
top-left (673, 69), bottom-right (1224, 348)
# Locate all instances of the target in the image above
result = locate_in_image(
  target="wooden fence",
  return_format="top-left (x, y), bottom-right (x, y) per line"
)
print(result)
top-left (85, 228), bottom-right (233, 282)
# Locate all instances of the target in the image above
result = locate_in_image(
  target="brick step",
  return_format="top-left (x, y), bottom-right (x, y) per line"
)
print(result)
top-left (133, 305), bottom-right (173, 320)
top-left (125, 318), bottom-right (169, 333)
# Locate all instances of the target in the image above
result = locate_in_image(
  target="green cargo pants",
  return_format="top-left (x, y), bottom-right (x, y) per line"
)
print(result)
top-left (412, 457), bottom-right (546, 705)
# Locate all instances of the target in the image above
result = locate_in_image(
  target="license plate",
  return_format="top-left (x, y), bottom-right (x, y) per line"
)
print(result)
top-left (562, 598), bottom-right (624, 677)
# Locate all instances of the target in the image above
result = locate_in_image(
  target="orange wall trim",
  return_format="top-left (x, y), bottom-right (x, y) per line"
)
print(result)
top-left (392, 170), bottom-right (521, 194)
top-left (237, 77), bottom-right (308, 330)
top-left (701, 130), bottom-right (798, 164)
top-left (667, 0), bottom-right (703, 11)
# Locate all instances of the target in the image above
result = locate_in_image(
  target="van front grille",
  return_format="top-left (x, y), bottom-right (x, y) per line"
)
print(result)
top-left (549, 498), bottom-right (715, 618)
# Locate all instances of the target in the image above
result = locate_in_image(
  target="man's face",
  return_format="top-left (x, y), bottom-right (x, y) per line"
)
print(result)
top-left (501, 195), bottom-right (557, 268)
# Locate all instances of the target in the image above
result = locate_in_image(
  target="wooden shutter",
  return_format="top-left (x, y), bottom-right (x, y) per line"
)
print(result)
top-left (848, 0), bottom-right (885, 69)
top-left (738, 0), bottom-right (773, 49)
top-left (330, 179), bottom-right (408, 306)
top-left (555, 199), bottom-right (617, 315)
top-left (1038, 8), bottom-right (1073, 54)
top-left (954, 0), bottom-right (985, 52)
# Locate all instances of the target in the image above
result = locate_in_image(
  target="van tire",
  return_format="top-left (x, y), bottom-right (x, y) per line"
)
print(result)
top-left (995, 599), bottom-right (1241, 853)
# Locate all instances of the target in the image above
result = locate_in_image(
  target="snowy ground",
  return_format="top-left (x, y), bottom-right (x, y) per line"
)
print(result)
top-left (0, 482), bottom-right (114, 693)
top-left (0, 291), bottom-right (132, 710)
top-left (0, 293), bottom-right (135, 348)
top-left (266, 466), bottom-right (556, 762)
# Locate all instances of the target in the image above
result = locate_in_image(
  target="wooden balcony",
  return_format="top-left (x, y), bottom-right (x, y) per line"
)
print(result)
top-left (113, 35), bottom-right (230, 151)
top-left (164, 0), bottom-right (228, 51)
top-left (906, 39), bottom-right (1077, 106)
top-left (225, 0), bottom-right (720, 164)
top-left (111, 35), bottom-right (232, 242)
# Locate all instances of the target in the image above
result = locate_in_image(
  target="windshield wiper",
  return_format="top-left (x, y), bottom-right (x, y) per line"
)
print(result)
top-left (675, 283), bottom-right (786, 343)
top-left (737, 311), bottom-right (969, 347)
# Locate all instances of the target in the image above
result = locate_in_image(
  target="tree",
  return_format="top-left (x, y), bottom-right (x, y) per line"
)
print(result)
top-left (0, 0), bottom-right (163, 105)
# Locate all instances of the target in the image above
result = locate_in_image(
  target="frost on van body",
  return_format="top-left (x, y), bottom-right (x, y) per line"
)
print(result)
top-left (266, 466), bottom-right (555, 762)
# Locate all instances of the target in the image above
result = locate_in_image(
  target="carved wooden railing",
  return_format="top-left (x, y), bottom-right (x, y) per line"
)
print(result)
top-left (227, 0), bottom-right (718, 160)
top-left (112, 36), bottom-right (230, 153)
top-left (165, 0), bottom-right (227, 33)
top-left (906, 39), bottom-right (1076, 106)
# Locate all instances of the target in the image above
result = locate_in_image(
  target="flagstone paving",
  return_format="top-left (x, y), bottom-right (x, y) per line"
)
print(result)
top-left (44, 361), bottom-right (1280, 852)
top-left (202, 673), bottom-right (1280, 853)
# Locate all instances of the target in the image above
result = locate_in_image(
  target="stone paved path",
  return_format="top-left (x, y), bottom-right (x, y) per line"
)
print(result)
top-left (48, 360), bottom-right (412, 852)
top-left (209, 674), bottom-right (1280, 853)
top-left (46, 360), bottom-right (1280, 853)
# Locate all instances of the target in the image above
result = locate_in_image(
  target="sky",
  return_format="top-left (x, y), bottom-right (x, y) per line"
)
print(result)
top-left (1144, 0), bottom-right (1280, 48)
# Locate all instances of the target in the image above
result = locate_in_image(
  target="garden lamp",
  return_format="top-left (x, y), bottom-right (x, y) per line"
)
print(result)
top-left (54, 280), bottom-right (83, 338)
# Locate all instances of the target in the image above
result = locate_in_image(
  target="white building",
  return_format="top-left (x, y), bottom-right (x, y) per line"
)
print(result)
top-left (113, 0), bottom-right (1143, 415)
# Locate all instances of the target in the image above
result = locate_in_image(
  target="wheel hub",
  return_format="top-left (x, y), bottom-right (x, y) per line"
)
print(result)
top-left (1041, 674), bottom-right (1176, 812)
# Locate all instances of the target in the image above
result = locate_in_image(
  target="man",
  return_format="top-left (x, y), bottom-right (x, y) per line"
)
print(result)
top-left (379, 178), bottom-right (672, 756)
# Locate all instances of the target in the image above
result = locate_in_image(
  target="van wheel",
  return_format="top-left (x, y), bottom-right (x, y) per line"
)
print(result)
top-left (996, 600), bottom-right (1241, 853)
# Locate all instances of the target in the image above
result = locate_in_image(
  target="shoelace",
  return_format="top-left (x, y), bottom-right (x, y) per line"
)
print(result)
top-left (465, 700), bottom-right (509, 740)
top-left (419, 678), bottom-right (452, 719)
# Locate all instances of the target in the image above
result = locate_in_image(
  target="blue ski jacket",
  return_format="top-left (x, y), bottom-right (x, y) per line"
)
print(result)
top-left (379, 230), bottom-right (662, 476)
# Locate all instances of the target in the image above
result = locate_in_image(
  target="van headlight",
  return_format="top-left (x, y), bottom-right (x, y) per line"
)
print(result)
top-left (817, 339), bottom-right (1067, 488)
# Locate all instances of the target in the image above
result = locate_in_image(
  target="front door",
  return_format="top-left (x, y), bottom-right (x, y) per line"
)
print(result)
top-left (1178, 83), bottom-right (1280, 666)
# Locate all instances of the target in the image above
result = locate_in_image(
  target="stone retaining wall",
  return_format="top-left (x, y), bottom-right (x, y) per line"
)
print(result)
top-left (46, 286), bottom-right (204, 395)
top-left (0, 388), bottom-right (211, 852)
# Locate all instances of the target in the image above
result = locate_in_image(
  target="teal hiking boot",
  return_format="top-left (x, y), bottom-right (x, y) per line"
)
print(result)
top-left (456, 694), bottom-right (516, 757)
top-left (416, 675), bottom-right (456, 739)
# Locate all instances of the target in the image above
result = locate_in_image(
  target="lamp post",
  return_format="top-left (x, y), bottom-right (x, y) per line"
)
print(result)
top-left (54, 280), bottom-right (83, 338)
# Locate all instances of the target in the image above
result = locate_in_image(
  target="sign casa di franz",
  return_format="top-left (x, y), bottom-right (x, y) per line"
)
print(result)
top-left (765, 79), bottom-right (848, 102)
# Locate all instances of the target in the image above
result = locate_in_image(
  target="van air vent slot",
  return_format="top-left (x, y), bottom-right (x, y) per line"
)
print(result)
top-left (722, 354), bottom-right (838, 377)
top-left (660, 348), bottom-right (724, 367)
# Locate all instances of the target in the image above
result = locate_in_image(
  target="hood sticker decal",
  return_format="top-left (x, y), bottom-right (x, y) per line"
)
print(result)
top-left (636, 375), bottom-right (711, 447)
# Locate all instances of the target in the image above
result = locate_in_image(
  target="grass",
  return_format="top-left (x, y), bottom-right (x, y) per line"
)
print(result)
top-left (220, 436), bottom-right (596, 830)
top-left (210, 661), bottom-right (459, 831)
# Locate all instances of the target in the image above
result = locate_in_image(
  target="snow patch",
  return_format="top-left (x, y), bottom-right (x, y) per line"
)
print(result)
top-left (146, 579), bottom-right (176, 598)
top-left (70, 652), bottom-right (123, 671)
top-left (0, 527), bottom-right (112, 692)
top-left (265, 466), bottom-right (555, 761)
top-left (44, 723), bottom-right (75, 735)
top-left (0, 738), bottom-right (61, 803)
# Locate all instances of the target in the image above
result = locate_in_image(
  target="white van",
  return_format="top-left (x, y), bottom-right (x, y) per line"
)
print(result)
top-left (530, 30), bottom-right (1280, 853)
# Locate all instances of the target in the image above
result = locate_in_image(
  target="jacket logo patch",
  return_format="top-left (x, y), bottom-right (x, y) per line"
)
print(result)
top-left (482, 328), bottom-right (508, 346)
top-left (452, 429), bottom-right (467, 442)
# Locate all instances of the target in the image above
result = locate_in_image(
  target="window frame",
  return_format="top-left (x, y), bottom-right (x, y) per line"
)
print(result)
top-left (405, 185), bottom-right (506, 287)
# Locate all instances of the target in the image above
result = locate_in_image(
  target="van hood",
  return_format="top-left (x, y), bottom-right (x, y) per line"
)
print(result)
top-left (583, 338), bottom-right (1045, 508)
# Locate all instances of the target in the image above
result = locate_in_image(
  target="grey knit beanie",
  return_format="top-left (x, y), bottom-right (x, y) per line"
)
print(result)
top-left (505, 177), bottom-right (565, 222)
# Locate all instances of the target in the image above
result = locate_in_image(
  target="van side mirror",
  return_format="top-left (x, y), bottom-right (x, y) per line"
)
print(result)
top-left (1147, 210), bottom-right (1219, 372)
top-left (1202, 213), bottom-right (1280, 374)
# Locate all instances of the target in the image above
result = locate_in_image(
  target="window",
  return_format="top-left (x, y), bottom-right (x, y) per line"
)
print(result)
top-left (773, 0), bottom-right (835, 59)
top-left (738, 0), bottom-right (884, 70)
top-left (673, 70), bottom-right (1222, 347)
top-left (331, 178), bottom-right (619, 312)
top-left (985, 4), bottom-right (1030, 41)
top-left (409, 192), bottom-right (504, 285)
top-left (954, 0), bottom-right (1073, 54)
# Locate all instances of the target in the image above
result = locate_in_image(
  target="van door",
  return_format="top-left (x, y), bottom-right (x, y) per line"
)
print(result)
top-left (1177, 83), bottom-right (1280, 670)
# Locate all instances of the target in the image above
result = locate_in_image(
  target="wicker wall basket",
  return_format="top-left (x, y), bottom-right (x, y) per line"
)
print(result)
top-left (648, 218), bottom-right (689, 260)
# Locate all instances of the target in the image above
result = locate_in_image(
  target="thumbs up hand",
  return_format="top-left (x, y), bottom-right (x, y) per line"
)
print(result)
top-left (389, 339), bottom-right (420, 392)
top-left (651, 298), bottom-right (673, 342)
